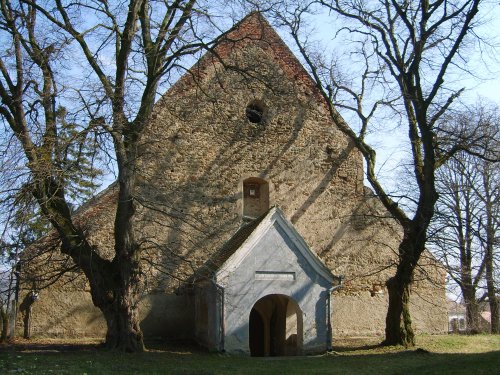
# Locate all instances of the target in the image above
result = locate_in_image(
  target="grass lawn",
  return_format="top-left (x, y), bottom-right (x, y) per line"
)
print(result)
top-left (0, 335), bottom-right (499, 375)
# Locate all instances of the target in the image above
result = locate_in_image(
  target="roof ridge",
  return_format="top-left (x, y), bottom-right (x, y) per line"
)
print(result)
top-left (157, 11), bottom-right (327, 109)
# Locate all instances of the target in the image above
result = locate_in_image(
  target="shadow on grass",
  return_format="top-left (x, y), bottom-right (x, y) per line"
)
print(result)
top-left (1, 341), bottom-right (499, 375)
top-left (331, 343), bottom-right (382, 352)
top-left (0, 338), bottom-right (206, 354)
top-left (0, 340), bottom-right (103, 353)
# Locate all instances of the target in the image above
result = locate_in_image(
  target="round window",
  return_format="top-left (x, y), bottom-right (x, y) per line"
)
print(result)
top-left (245, 100), bottom-right (266, 124)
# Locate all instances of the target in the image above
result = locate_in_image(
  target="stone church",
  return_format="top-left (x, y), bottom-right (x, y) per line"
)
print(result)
top-left (18, 13), bottom-right (447, 355)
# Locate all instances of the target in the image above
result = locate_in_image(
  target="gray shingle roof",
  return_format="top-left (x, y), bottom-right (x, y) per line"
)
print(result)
top-left (193, 209), bottom-right (271, 281)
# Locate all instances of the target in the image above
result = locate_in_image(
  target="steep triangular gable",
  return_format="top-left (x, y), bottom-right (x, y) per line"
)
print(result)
top-left (215, 207), bottom-right (335, 284)
top-left (159, 12), bottom-right (327, 109)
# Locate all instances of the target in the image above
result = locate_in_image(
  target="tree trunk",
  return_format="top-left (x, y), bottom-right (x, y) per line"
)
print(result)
top-left (462, 286), bottom-right (481, 334)
top-left (23, 306), bottom-right (31, 339)
top-left (384, 273), bottom-right (415, 347)
top-left (466, 301), bottom-right (481, 334)
top-left (383, 232), bottom-right (425, 347)
top-left (105, 288), bottom-right (144, 350)
top-left (88, 257), bottom-right (145, 352)
top-left (484, 176), bottom-right (499, 334)
top-left (485, 241), bottom-right (499, 333)
top-left (102, 294), bottom-right (144, 352)
top-left (105, 154), bottom-right (144, 351)
top-left (0, 308), bottom-right (8, 342)
top-left (489, 292), bottom-right (499, 334)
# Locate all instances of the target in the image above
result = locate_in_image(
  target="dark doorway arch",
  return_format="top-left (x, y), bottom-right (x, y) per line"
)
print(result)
top-left (249, 309), bottom-right (265, 356)
top-left (249, 294), bottom-right (303, 356)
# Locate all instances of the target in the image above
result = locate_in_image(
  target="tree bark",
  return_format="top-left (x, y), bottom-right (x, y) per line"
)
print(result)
top-left (77, 264), bottom-right (145, 352)
top-left (485, 223), bottom-right (499, 334)
top-left (484, 167), bottom-right (499, 334)
top-left (23, 306), bottom-right (31, 339)
top-left (0, 309), bottom-right (8, 342)
top-left (384, 245), bottom-right (416, 348)
top-left (462, 286), bottom-right (481, 334)
top-left (383, 226), bottom-right (431, 347)
top-left (83, 256), bottom-right (144, 352)
top-left (488, 288), bottom-right (499, 334)
top-left (101, 285), bottom-right (144, 352)
top-left (384, 275), bottom-right (415, 346)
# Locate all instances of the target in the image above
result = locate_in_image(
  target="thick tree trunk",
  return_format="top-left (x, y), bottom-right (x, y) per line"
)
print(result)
top-left (66, 246), bottom-right (145, 351)
top-left (486, 245), bottom-right (499, 333)
top-left (462, 286), bottom-right (481, 334)
top-left (87, 256), bottom-right (145, 352)
top-left (489, 292), bottom-right (499, 334)
top-left (383, 231), bottom-right (426, 347)
top-left (0, 309), bottom-right (8, 342)
top-left (102, 290), bottom-right (144, 352)
top-left (384, 272), bottom-right (415, 347)
top-left (108, 256), bottom-right (143, 351)
top-left (89, 281), bottom-right (144, 352)
top-left (466, 301), bottom-right (481, 334)
top-left (484, 189), bottom-right (499, 333)
top-left (104, 139), bottom-right (145, 351)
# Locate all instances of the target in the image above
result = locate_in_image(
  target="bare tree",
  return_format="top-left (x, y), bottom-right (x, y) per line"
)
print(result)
top-left (431, 103), bottom-right (499, 334)
top-left (479, 157), bottom-right (499, 333)
top-left (262, 0), bottom-right (497, 346)
top-left (0, 0), bottom-right (216, 351)
top-left (0, 244), bottom-right (17, 341)
top-left (475, 116), bottom-right (500, 333)
top-left (432, 151), bottom-right (486, 333)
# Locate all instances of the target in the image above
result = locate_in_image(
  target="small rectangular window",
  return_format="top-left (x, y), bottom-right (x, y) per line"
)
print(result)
top-left (244, 183), bottom-right (260, 198)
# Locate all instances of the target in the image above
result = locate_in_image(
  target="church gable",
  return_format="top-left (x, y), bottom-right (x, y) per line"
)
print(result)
top-left (161, 12), bottom-right (323, 107)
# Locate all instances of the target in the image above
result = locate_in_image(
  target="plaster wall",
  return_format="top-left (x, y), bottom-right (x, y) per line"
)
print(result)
top-left (17, 288), bottom-right (194, 340)
top-left (219, 223), bottom-right (332, 354)
top-left (194, 282), bottom-right (221, 349)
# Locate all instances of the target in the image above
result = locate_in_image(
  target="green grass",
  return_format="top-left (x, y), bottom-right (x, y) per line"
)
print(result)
top-left (1, 335), bottom-right (499, 375)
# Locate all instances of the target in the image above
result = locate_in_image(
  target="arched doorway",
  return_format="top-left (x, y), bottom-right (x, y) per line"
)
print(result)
top-left (249, 294), bottom-right (302, 356)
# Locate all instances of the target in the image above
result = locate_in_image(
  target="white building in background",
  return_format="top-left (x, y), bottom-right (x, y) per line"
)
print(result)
top-left (447, 300), bottom-right (467, 333)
